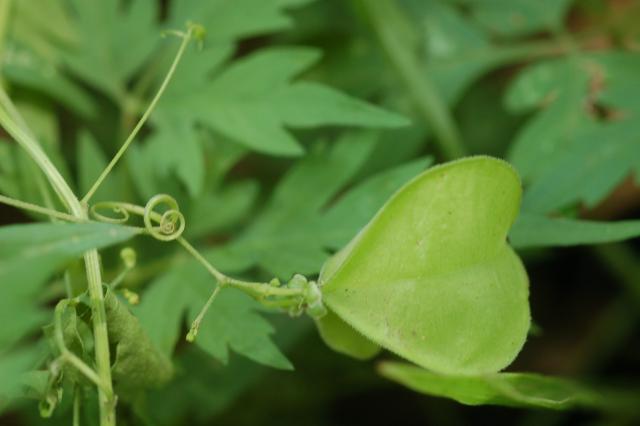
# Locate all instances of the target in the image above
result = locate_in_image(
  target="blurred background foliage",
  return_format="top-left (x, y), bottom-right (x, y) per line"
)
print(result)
top-left (1, 0), bottom-right (640, 425)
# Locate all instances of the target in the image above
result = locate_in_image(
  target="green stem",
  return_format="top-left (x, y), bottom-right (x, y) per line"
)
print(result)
top-left (177, 238), bottom-right (304, 298)
top-left (0, 88), bottom-right (116, 426)
top-left (186, 284), bottom-right (223, 342)
top-left (0, 193), bottom-right (83, 222)
top-left (90, 199), bottom-right (305, 300)
top-left (357, 0), bottom-right (466, 160)
top-left (73, 386), bottom-right (81, 426)
top-left (53, 301), bottom-right (108, 393)
top-left (82, 28), bottom-right (194, 204)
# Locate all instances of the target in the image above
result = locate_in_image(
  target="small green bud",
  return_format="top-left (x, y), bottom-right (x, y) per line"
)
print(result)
top-left (269, 278), bottom-right (282, 287)
top-left (120, 247), bottom-right (137, 269)
top-left (288, 274), bottom-right (307, 290)
top-left (121, 288), bottom-right (140, 305)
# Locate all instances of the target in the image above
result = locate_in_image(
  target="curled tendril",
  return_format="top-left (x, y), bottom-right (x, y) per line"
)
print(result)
top-left (90, 194), bottom-right (185, 242)
top-left (143, 194), bottom-right (185, 241)
top-left (90, 202), bottom-right (131, 224)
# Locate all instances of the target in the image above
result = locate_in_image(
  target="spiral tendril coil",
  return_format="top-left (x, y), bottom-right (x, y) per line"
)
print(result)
top-left (90, 194), bottom-right (185, 242)
top-left (144, 194), bottom-right (185, 241)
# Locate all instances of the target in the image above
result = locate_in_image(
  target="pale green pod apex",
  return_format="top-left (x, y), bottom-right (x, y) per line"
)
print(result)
top-left (321, 156), bottom-right (530, 375)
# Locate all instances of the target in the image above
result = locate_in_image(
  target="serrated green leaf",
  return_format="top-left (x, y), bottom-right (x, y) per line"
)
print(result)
top-left (506, 58), bottom-right (594, 182)
top-left (155, 47), bottom-right (407, 158)
top-left (63, 0), bottom-right (159, 99)
top-left (321, 157), bottom-right (529, 375)
top-left (7, 0), bottom-right (77, 62)
top-left (510, 52), bottom-right (640, 212)
top-left (189, 289), bottom-right (293, 370)
top-left (522, 121), bottom-right (640, 213)
top-left (511, 213), bottom-right (640, 248)
top-left (379, 362), bottom-right (633, 411)
top-left (135, 262), bottom-right (291, 370)
top-left (464, 0), bottom-right (573, 37)
top-left (187, 181), bottom-right (259, 239)
top-left (168, 0), bottom-right (314, 43)
top-left (595, 51), bottom-right (640, 114)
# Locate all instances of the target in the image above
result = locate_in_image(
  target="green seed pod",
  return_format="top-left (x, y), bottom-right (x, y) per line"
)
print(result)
top-left (320, 157), bottom-right (530, 375)
top-left (315, 239), bottom-right (381, 360)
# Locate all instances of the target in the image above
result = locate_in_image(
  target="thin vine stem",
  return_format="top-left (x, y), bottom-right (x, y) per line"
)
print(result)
top-left (90, 198), bottom-right (306, 299)
top-left (82, 27), bottom-right (194, 204)
top-left (53, 300), bottom-right (112, 398)
top-left (177, 238), bottom-right (305, 297)
top-left (73, 386), bottom-right (81, 426)
top-left (0, 193), bottom-right (84, 222)
top-left (357, 0), bottom-right (466, 160)
top-left (186, 284), bottom-right (222, 342)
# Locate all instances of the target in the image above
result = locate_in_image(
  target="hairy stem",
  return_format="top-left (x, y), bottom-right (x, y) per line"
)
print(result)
top-left (0, 88), bottom-right (116, 426)
top-left (357, 0), bottom-right (466, 160)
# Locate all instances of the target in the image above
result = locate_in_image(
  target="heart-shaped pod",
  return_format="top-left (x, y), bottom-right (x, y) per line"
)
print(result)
top-left (320, 157), bottom-right (529, 375)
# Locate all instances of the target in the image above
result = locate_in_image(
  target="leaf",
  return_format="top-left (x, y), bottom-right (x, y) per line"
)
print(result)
top-left (510, 52), bottom-right (640, 210)
top-left (0, 347), bottom-right (42, 404)
top-left (0, 222), bottom-right (141, 351)
top-left (103, 291), bottom-right (173, 394)
top-left (596, 52), bottom-right (640, 115)
top-left (464, 0), bottom-right (573, 37)
top-left (321, 157), bottom-right (530, 375)
top-left (155, 47), bottom-right (408, 158)
top-left (168, 0), bottom-right (314, 42)
top-left (522, 121), bottom-right (640, 213)
top-left (505, 58), bottom-right (594, 182)
top-left (2, 54), bottom-right (96, 117)
top-left (510, 213), bottom-right (640, 248)
top-left (378, 362), bottom-right (630, 411)
top-left (6, 0), bottom-right (76, 62)
top-left (186, 181), bottom-right (259, 239)
top-left (189, 289), bottom-right (293, 370)
top-left (403, 0), bottom-right (548, 105)
top-left (135, 262), bottom-right (292, 370)
top-left (63, 0), bottom-right (159, 99)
